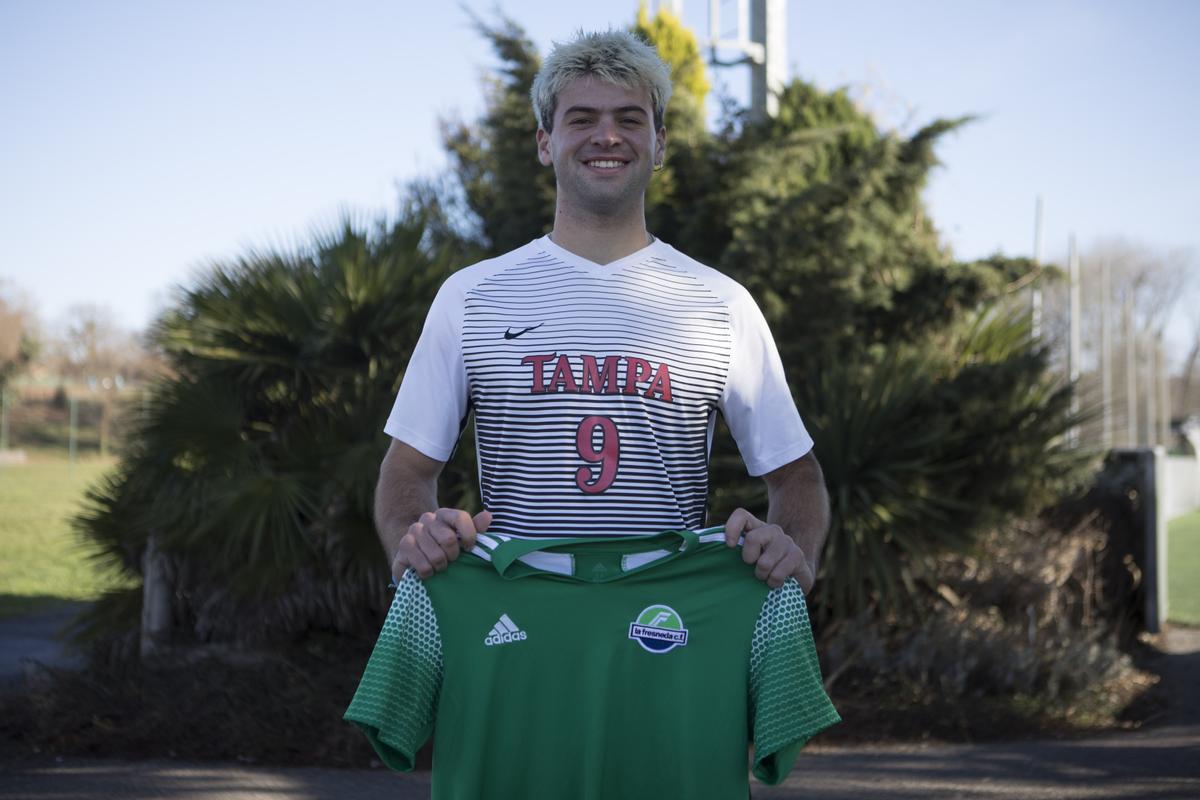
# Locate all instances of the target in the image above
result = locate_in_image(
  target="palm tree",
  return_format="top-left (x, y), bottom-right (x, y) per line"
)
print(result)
top-left (74, 208), bottom-right (479, 647)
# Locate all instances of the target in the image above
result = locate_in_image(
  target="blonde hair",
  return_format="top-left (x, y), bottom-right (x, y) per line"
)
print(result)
top-left (531, 30), bottom-right (672, 133)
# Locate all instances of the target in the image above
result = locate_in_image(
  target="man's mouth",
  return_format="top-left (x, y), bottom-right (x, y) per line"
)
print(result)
top-left (585, 159), bottom-right (627, 170)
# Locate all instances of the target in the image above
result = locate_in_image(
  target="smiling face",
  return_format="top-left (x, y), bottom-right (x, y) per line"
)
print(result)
top-left (536, 76), bottom-right (667, 220)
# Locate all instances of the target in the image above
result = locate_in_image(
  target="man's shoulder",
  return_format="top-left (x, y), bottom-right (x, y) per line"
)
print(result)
top-left (652, 240), bottom-right (756, 307)
top-left (443, 239), bottom-right (548, 293)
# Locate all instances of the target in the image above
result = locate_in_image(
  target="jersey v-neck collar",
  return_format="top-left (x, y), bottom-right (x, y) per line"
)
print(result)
top-left (538, 233), bottom-right (662, 270)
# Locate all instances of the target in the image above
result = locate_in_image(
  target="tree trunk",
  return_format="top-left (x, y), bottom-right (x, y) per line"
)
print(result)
top-left (140, 535), bottom-right (172, 658)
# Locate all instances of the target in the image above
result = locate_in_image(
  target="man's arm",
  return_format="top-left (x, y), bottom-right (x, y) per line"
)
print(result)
top-left (375, 439), bottom-right (492, 580)
top-left (724, 450), bottom-right (830, 593)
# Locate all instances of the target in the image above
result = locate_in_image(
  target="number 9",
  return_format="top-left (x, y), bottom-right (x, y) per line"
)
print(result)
top-left (575, 416), bottom-right (619, 494)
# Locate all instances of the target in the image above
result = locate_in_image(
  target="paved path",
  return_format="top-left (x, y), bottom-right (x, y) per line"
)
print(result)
top-left (759, 725), bottom-right (1199, 799)
top-left (0, 603), bottom-right (86, 687)
top-left (1, 726), bottom-right (1196, 800)
top-left (1, 611), bottom-right (1197, 799)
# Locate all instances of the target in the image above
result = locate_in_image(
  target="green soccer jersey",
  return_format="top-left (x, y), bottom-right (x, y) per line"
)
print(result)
top-left (344, 527), bottom-right (840, 799)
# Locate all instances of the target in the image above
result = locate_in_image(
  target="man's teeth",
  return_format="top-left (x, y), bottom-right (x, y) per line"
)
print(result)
top-left (588, 160), bottom-right (624, 168)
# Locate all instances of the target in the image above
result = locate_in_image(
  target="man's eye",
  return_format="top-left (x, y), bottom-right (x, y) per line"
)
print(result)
top-left (569, 117), bottom-right (592, 126)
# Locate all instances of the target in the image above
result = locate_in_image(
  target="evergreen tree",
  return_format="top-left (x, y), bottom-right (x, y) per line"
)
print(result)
top-left (440, 14), bottom-right (554, 255)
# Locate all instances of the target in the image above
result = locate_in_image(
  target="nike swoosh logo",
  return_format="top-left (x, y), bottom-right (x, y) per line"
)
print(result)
top-left (504, 323), bottom-right (544, 340)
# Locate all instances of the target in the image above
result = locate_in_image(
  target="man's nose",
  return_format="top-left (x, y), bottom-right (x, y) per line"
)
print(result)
top-left (591, 116), bottom-right (622, 146)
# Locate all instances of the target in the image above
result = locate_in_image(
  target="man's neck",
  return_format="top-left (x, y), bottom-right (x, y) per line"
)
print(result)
top-left (548, 203), bottom-right (652, 265)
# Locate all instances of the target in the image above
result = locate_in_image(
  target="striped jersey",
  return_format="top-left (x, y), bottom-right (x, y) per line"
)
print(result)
top-left (385, 235), bottom-right (812, 537)
top-left (344, 528), bottom-right (841, 799)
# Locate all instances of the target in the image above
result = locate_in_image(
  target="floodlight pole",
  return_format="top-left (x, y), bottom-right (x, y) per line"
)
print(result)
top-left (1158, 335), bottom-right (1170, 447)
top-left (1067, 235), bottom-right (1081, 384)
top-left (1031, 196), bottom-right (1044, 340)
top-left (702, 0), bottom-right (787, 122)
top-left (1100, 258), bottom-right (1113, 449)
top-left (750, 0), bottom-right (787, 120)
top-left (1146, 330), bottom-right (1157, 448)
top-left (1124, 299), bottom-right (1137, 446)
top-left (1156, 333), bottom-right (1166, 448)
top-left (1068, 235), bottom-right (1081, 445)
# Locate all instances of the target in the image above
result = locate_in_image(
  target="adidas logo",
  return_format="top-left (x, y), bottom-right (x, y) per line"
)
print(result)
top-left (483, 613), bottom-right (528, 647)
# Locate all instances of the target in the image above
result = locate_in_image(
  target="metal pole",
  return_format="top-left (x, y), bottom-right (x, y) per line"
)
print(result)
top-left (1100, 258), bottom-right (1113, 449)
top-left (750, 0), bottom-right (766, 119)
top-left (1145, 332), bottom-right (1157, 448)
top-left (709, 0), bottom-right (720, 60)
top-left (1124, 299), bottom-right (1137, 446)
top-left (767, 0), bottom-right (786, 117)
top-left (749, 1), bottom-right (786, 121)
top-left (1068, 235), bottom-right (1081, 444)
top-left (1158, 335), bottom-right (1170, 448)
top-left (705, 0), bottom-right (780, 121)
top-left (1031, 196), bottom-right (1044, 340)
top-left (1067, 235), bottom-right (1081, 381)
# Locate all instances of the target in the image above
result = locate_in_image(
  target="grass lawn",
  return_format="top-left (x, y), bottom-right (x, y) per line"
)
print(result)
top-left (0, 451), bottom-right (134, 618)
top-left (1168, 510), bottom-right (1200, 626)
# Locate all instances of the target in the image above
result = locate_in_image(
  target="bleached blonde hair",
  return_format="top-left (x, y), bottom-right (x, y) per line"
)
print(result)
top-left (530, 30), bottom-right (673, 133)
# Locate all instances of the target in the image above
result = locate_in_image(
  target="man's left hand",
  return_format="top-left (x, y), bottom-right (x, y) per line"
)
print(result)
top-left (724, 508), bottom-right (815, 592)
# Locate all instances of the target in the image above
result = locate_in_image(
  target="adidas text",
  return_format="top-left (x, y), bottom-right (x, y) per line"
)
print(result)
top-left (484, 613), bottom-right (527, 646)
top-left (484, 630), bottom-right (528, 646)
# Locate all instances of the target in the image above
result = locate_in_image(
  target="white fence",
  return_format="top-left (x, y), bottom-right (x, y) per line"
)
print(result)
top-left (1164, 454), bottom-right (1200, 521)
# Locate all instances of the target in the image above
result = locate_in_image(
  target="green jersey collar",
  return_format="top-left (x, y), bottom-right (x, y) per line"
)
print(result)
top-left (467, 526), bottom-right (735, 582)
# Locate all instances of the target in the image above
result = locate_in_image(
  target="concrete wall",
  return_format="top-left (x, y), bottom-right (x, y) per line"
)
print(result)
top-left (1164, 454), bottom-right (1200, 521)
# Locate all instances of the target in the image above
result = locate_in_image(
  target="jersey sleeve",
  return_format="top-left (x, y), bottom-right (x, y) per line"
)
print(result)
top-left (343, 570), bottom-right (442, 771)
top-left (749, 579), bottom-right (841, 785)
top-left (718, 287), bottom-right (813, 476)
top-left (383, 276), bottom-right (469, 461)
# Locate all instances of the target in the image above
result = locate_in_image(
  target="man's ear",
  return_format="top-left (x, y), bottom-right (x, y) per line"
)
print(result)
top-left (536, 128), bottom-right (553, 167)
top-left (655, 127), bottom-right (667, 166)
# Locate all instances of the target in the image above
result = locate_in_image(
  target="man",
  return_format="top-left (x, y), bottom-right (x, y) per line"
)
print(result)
top-left (350, 31), bottom-right (839, 797)
top-left (375, 30), bottom-right (830, 594)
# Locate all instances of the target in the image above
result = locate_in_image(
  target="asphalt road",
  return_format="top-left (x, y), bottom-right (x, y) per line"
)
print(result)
top-left (1, 726), bottom-right (1196, 800)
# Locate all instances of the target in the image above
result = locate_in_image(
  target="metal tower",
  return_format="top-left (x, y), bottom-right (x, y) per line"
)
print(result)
top-left (649, 0), bottom-right (788, 121)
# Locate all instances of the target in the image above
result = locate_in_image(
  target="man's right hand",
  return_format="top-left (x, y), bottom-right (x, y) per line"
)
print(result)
top-left (392, 508), bottom-right (493, 580)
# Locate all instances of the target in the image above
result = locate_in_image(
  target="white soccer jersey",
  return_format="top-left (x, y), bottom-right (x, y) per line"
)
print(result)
top-left (385, 235), bottom-right (812, 538)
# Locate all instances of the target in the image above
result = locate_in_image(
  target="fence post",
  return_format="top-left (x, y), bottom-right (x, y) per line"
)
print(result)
top-left (68, 395), bottom-right (78, 465)
top-left (1, 388), bottom-right (8, 451)
top-left (1143, 447), bottom-right (1170, 632)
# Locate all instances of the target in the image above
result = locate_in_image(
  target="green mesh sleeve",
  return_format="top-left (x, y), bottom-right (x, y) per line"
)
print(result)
top-left (343, 569), bottom-right (442, 771)
top-left (749, 579), bottom-right (841, 785)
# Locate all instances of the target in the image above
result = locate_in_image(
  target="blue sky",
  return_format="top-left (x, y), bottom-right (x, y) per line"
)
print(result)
top-left (2, 0), bottom-right (1197, 356)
